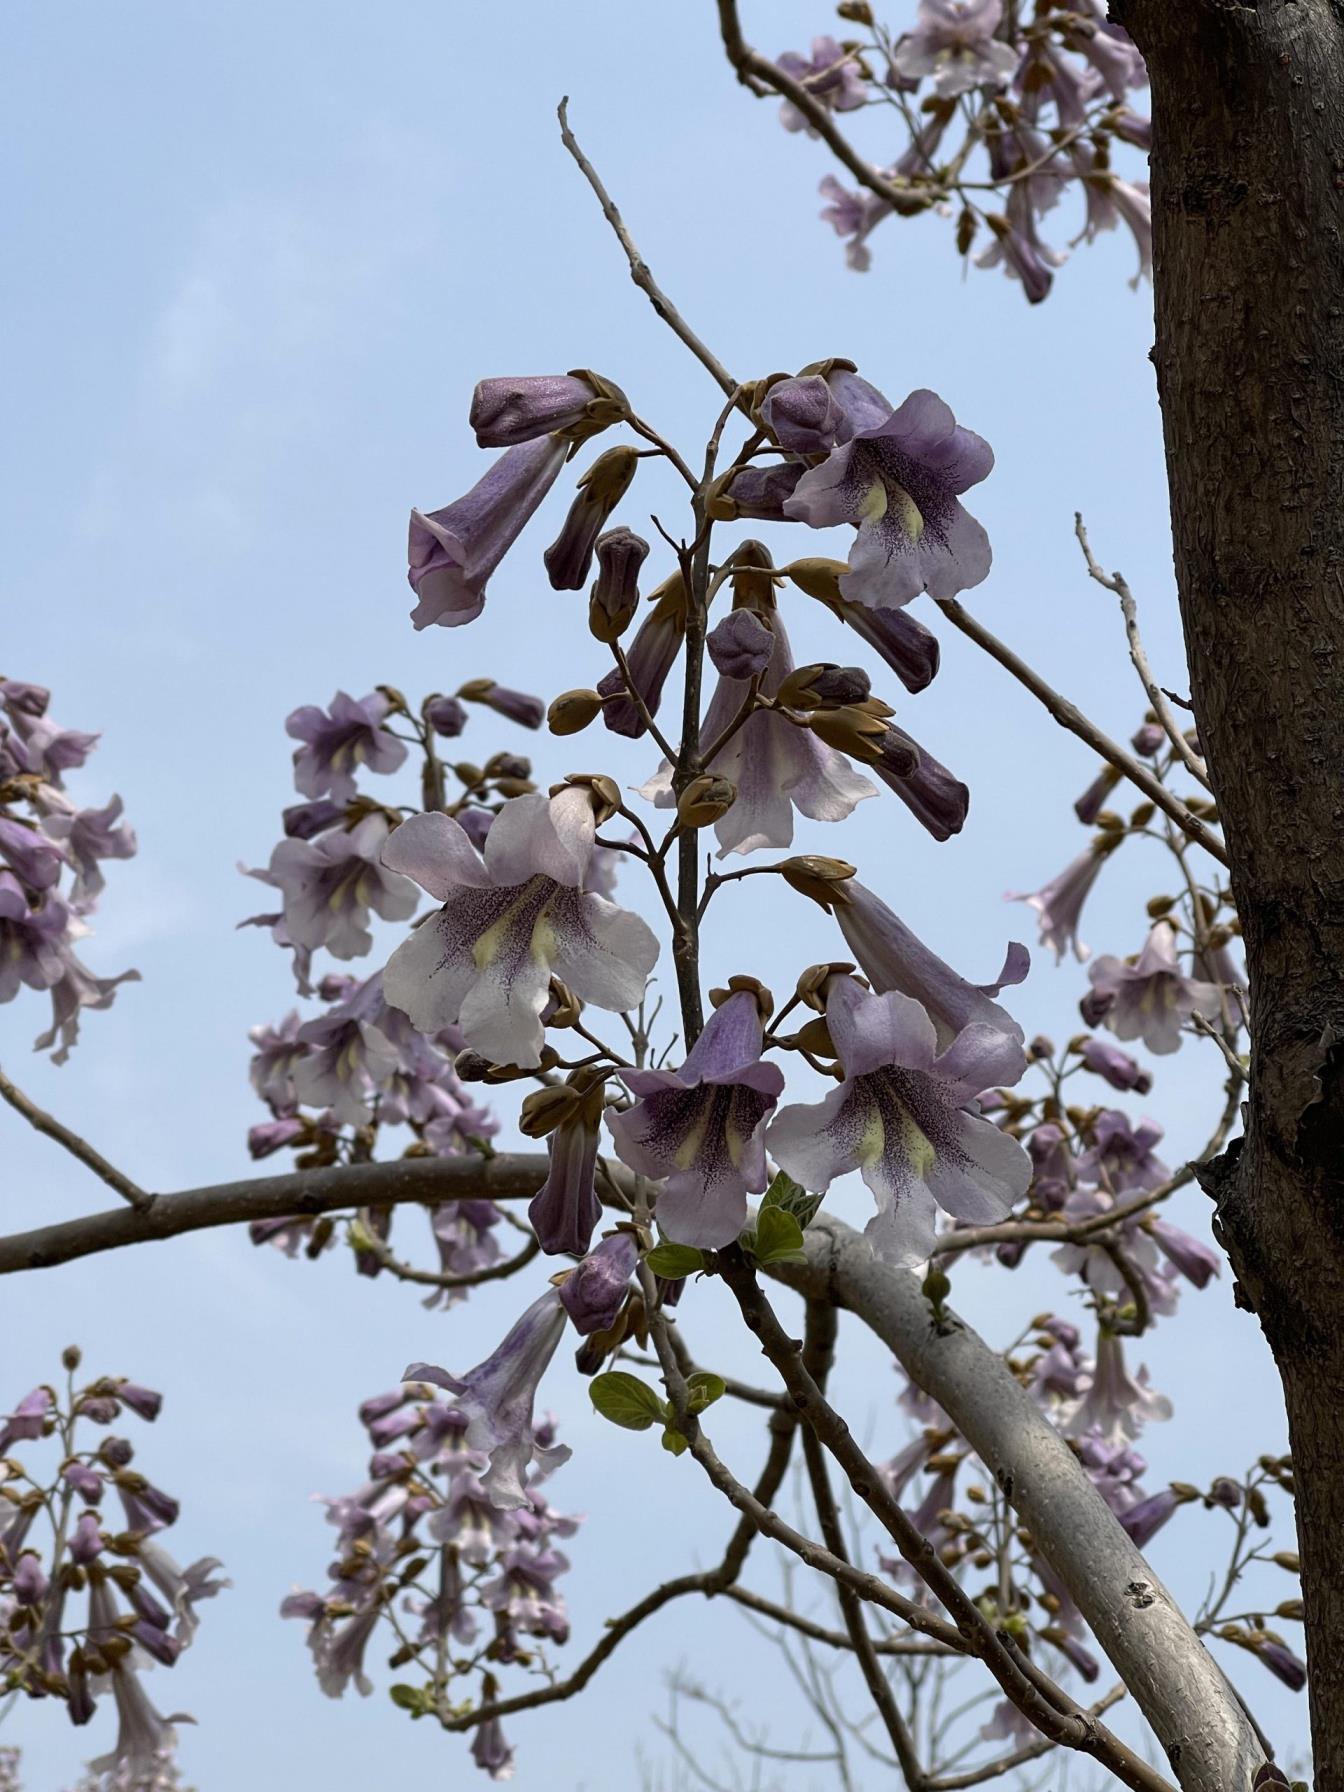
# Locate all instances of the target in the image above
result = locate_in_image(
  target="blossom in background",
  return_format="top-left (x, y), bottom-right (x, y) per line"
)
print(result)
top-left (1076, 1110), bottom-right (1170, 1195)
top-left (381, 790), bottom-right (657, 1069)
top-left (1066, 1329), bottom-right (1172, 1443)
top-left (285, 691), bottom-right (408, 804)
top-left (785, 388), bottom-right (994, 608)
top-left (1010, 840), bottom-right (1117, 962)
top-left (890, 1), bottom-right (1019, 97)
top-left (408, 435), bottom-right (568, 629)
top-left (769, 976), bottom-right (1031, 1264)
top-left (250, 812), bottom-right (418, 963)
top-left (608, 990), bottom-right (786, 1248)
top-left (1086, 921), bottom-right (1222, 1054)
top-left (775, 36), bottom-right (867, 132)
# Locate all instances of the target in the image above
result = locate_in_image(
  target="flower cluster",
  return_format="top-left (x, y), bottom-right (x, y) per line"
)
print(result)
top-left (0, 679), bottom-right (138, 1062)
top-left (768, 3), bottom-right (1152, 301)
top-left (0, 1354), bottom-right (224, 1787)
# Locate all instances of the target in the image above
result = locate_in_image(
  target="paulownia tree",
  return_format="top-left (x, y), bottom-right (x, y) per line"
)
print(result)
top-left (0, 2), bottom-right (1335, 1785)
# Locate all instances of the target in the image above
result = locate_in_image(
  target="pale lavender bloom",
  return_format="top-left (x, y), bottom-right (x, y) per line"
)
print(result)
top-left (405, 1289), bottom-right (572, 1509)
top-left (0, 681), bottom-right (50, 718)
top-left (1119, 1486), bottom-right (1184, 1550)
top-left (768, 977), bottom-right (1031, 1265)
top-left (891, 0), bottom-right (1019, 97)
top-left (3, 711), bottom-right (100, 783)
top-left (292, 979), bottom-right (400, 1126)
top-left (0, 1389), bottom-right (52, 1454)
top-left (480, 1540), bottom-right (571, 1642)
top-left (408, 436), bottom-right (568, 630)
top-left (313, 1602), bottom-right (382, 1699)
top-left (0, 875), bottom-right (69, 999)
top-left (596, 580), bottom-right (687, 738)
top-left (1078, 173), bottom-right (1152, 287)
top-left (87, 1670), bottom-right (191, 1778)
top-left (471, 1715), bottom-right (516, 1781)
top-left (420, 1202), bottom-right (504, 1310)
top-left (381, 790), bottom-right (658, 1069)
top-left (873, 724), bottom-right (968, 841)
top-left (1087, 922), bottom-right (1222, 1055)
top-left (706, 609), bottom-right (774, 680)
top-left (69, 1512), bottom-right (105, 1565)
top-left (1112, 107), bottom-right (1153, 151)
top-left (33, 946), bottom-right (139, 1065)
top-left (136, 1542), bottom-right (228, 1644)
top-left (835, 598), bottom-right (940, 692)
top-left (760, 369), bottom-right (891, 455)
top-left (1076, 1110), bottom-right (1169, 1195)
top-left (1063, 15), bottom-right (1147, 100)
top-left (256, 812), bottom-right (418, 962)
top-left (558, 1234), bottom-right (639, 1335)
top-left (1009, 843), bottom-right (1112, 962)
top-left (836, 878), bottom-right (1028, 1061)
top-left (247, 1010), bottom-right (308, 1112)
top-left (1149, 1217), bottom-right (1220, 1289)
top-left (975, 185), bottom-right (1067, 303)
top-left (1074, 1431), bottom-right (1147, 1518)
top-left (637, 607), bottom-right (875, 856)
top-left (470, 374), bottom-right (601, 448)
top-left (1066, 1331), bottom-right (1172, 1443)
top-left (529, 1110), bottom-right (603, 1258)
top-left (33, 791), bottom-right (135, 909)
top-left (608, 992), bottom-right (786, 1248)
top-left (425, 694), bottom-right (468, 738)
top-left (285, 691), bottom-right (408, 803)
top-left (1079, 1037), bottom-right (1151, 1094)
top-left (775, 36), bottom-right (867, 133)
top-left (785, 390), bottom-right (994, 608)
top-left (0, 817), bottom-right (66, 893)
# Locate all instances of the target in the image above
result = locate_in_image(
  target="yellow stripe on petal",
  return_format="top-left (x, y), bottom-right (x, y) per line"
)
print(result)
top-left (674, 1107), bottom-right (712, 1172)
top-left (886, 480), bottom-right (925, 545)
top-left (855, 1097), bottom-right (887, 1170)
top-left (898, 1103), bottom-right (936, 1179)
top-left (857, 477), bottom-right (889, 526)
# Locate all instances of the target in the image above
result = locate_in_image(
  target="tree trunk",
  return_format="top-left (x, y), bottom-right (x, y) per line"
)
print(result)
top-left (1112, 4), bottom-right (1344, 1783)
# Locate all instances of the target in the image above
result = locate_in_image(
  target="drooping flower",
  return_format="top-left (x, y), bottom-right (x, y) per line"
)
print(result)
top-left (33, 946), bottom-right (139, 1065)
top-left (1065, 1330), bottom-right (1172, 1443)
top-left (588, 527), bottom-right (649, 641)
top-left (291, 977), bottom-right (401, 1126)
top-left (637, 602), bottom-right (875, 856)
top-left (595, 573), bottom-right (688, 738)
top-left (285, 691), bottom-right (408, 803)
top-left (834, 597), bottom-right (940, 692)
top-left (0, 816), bottom-right (67, 893)
top-left (381, 791), bottom-right (658, 1069)
top-left (557, 1233), bottom-right (639, 1335)
top-left (252, 813), bottom-right (418, 963)
top-left (526, 1074), bottom-right (607, 1257)
top-left (975, 191), bottom-right (1067, 305)
top-left (408, 435), bottom-right (569, 630)
top-left (890, 1), bottom-right (1019, 96)
top-left (1009, 839), bottom-right (1118, 962)
top-left (470, 373), bottom-right (614, 448)
top-left (0, 875), bottom-right (69, 1000)
top-left (405, 1290), bottom-right (571, 1509)
top-left (835, 878), bottom-right (1028, 1063)
top-left (785, 389), bottom-right (994, 608)
top-left (768, 977), bottom-right (1031, 1264)
top-left (775, 36), bottom-right (868, 132)
top-left (1086, 922), bottom-right (1222, 1055)
top-left (543, 445), bottom-right (638, 590)
top-left (1078, 1036), bottom-right (1151, 1094)
top-left (607, 991), bottom-right (786, 1248)
top-left (871, 724), bottom-right (968, 841)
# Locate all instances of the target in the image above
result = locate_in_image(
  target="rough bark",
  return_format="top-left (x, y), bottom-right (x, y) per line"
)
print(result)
top-left (1110, 4), bottom-right (1344, 1783)
top-left (778, 1217), bottom-right (1265, 1790)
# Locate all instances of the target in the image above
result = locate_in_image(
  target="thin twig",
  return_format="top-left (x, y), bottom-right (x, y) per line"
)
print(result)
top-left (353, 1225), bottom-right (540, 1292)
top-left (0, 1064), bottom-right (151, 1210)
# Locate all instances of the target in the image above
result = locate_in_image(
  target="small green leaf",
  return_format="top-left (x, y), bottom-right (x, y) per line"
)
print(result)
top-left (753, 1205), bottom-right (807, 1265)
top-left (589, 1371), bottom-right (665, 1430)
top-left (389, 1683), bottom-right (431, 1717)
top-left (685, 1371), bottom-right (727, 1414)
top-left (644, 1242), bottom-right (706, 1280)
top-left (761, 1170), bottom-right (824, 1229)
top-left (660, 1426), bottom-right (689, 1456)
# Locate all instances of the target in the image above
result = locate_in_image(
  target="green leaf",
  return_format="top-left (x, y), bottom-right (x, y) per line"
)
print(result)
top-left (753, 1205), bottom-right (807, 1265)
top-left (760, 1170), bottom-right (824, 1229)
top-left (660, 1426), bottom-right (689, 1456)
top-left (644, 1242), bottom-right (706, 1280)
top-left (685, 1371), bottom-right (726, 1414)
top-left (389, 1683), bottom-right (432, 1718)
top-left (589, 1371), bottom-right (665, 1430)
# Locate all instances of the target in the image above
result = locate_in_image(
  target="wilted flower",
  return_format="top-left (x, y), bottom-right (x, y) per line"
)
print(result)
top-left (285, 691), bottom-right (408, 803)
top-left (408, 436), bottom-right (568, 630)
top-left (1087, 922), bottom-right (1222, 1055)
top-left (608, 990), bottom-right (786, 1248)
top-left (768, 977), bottom-right (1031, 1264)
top-left (381, 790), bottom-right (658, 1069)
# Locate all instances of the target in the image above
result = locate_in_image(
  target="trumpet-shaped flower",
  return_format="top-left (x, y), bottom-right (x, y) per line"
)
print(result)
top-left (381, 790), bottom-right (658, 1069)
top-left (1086, 921), bottom-right (1222, 1055)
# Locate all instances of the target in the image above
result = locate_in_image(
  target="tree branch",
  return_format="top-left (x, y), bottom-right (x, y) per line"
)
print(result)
top-left (0, 1064), bottom-right (151, 1210)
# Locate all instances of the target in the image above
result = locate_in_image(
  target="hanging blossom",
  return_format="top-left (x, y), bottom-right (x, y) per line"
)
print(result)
top-left (380, 788), bottom-right (658, 1070)
top-left (607, 989), bottom-right (786, 1248)
top-left (0, 680), bottom-right (138, 1060)
top-left (0, 1357), bottom-right (225, 1781)
top-left (769, 975), bottom-right (1032, 1264)
top-left (285, 690), bottom-right (408, 803)
top-left (1086, 920), bottom-right (1223, 1055)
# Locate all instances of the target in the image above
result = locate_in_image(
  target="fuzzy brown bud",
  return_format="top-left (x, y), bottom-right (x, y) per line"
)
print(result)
top-left (547, 690), bottom-right (604, 736)
top-left (779, 855), bottom-right (858, 911)
top-left (677, 774), bottom-right (737, 829)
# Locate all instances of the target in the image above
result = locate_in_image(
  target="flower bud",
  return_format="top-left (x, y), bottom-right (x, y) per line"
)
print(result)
top-left (62, 1345), bottom-right (83, 1372)
top-left (544, 445), bottom-right (639, 590)
top-left (519, 1085), bottom-right (581, 1139)
top-left (457, 680), bottom-right (545, 730)
top-left (778, 662), bottom-right (872, 710)
top-left (793, 1015), bottom-right (836, 1057)
top-left (543, 976), bottom-right (583, 1029)
top-left (588, 526), bottom-right (649, 642)
top-left (1131, 721), bottom-right (1165, 756)
top-left (548, 690), bottom-right (604, 736)
top-left (781, 557), bottom-right (849, 604)
top-left (551, 772), bottom-right (622, 825)
top-left (677, 774), bottom-right (737, 829)
top-left (796, 961), bottom-right (856, 1012)
top-left (708, 973), bottom-right (774, 1022)
top-left (470, 373), bottom-right (606, 448)
top-left (805, 702), bottom-right (891, 762)
top-left (706, 609), bottom-right (775, 680)
top-left (423, 694), bottom-right (467, 737)
top-left (726, 539), bottom-right (779, 610)
top-left (779, 855), bottom-right (858, 911)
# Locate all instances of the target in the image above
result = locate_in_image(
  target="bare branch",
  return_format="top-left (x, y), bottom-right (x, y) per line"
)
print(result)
top-left (926, 1686), bottom-right (1126, 1789)
top-left (351, 1223), bottom-right (540, 1292)
top-left (0, 1063), bottom-right (151, 1210)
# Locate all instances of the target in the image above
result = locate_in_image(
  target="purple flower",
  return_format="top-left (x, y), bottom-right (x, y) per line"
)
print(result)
top-left (460, 680), bottom-right (545, 730)
top-left (470, 374), bottom-right (609, 448)
top-left (1149, 1217), bottom-right (1220, 1289)
top-left (1118, 1486), bottom-right (1185, 1550)
top-left (408, 435), bottom-right (568, 630)
top-left (1076, 1110), bottom-right (1170, 1195)
top-left (279, 799), bottom-right (345, 841)
top-left (471, 1711), bottom-right (516, 1781)
top-left (768, 977), bottom-right (1031, 1264)
top-left (1255, 1638), bottom-right (1307, 1691)
top-left (0, 1388), bottom-right (53, 1454)
top-left (406, 1290), bottom-right (571, 1509)
top-left (1009, 841), bottom-right (1116, 962)
top-left (0, 817), bottom-right (67, 893)
top-left (528, 1093), bottom-right (605, 1259)
top-left (785, 389), bottom-right (993, 608)
top-left (835, 598), bottom-right (940, 692)
top-left (836, 878), bottom-right (1028, 1063)
top-left (32, 945), bottom-right (139, 1065)
top-left (1087, 922), bottom-right (1222, 1055)
top-left (1073, 763), bottom-right (1121, 826)
top-left (596, 574), bottom-right (688, 738)
top-left (87, 1667), bottom-right (190, 1778)
top-left (975, 191), bottom-right (1066, 305)
top-left (543, 445), bottom-right (638, 591)
top-left (775, 36), bottom-right (868, 132)
top-left (638, 606), bottom-right (875, 856)
top-left (712, 462), bottom-right (806, 523)
top-left (381, 790), bottom-right (658, 1069)
top-left (0, 875), bottom-right (69, 999)
top-left (425, 694), bottom-right (469, 738)
top-left (760, 369), bottom-right (891, 456)
top-left (558, 1233), bottom-right (639, 1335)
top-left (589, 526), bottom-right (650, 640)
top-left (285, 691), bottom-right (408, 803)
top-left (1066, 1331), bottom-right (1172, 1443)
top-left (891, 1), bottom-right (1018, 96)
top-left (608, 992), bottom-right (786, 1248)
top-left (254, 813), bottom-right (418, 962)
top-left (706, 609), bottom-right (775, 680)
top-left (871, 724), bottom-right (968, 841)
top-left (1079, 1037), bottom-right (1152, 1094)
top-left (248, 1009), bottom-right (308, 1112)
top-left (292, 977), bottom-right (401, 1126)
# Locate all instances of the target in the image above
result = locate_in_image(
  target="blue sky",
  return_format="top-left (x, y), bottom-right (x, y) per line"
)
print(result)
top-left (1, 1), bottom-right (1301, 1785)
